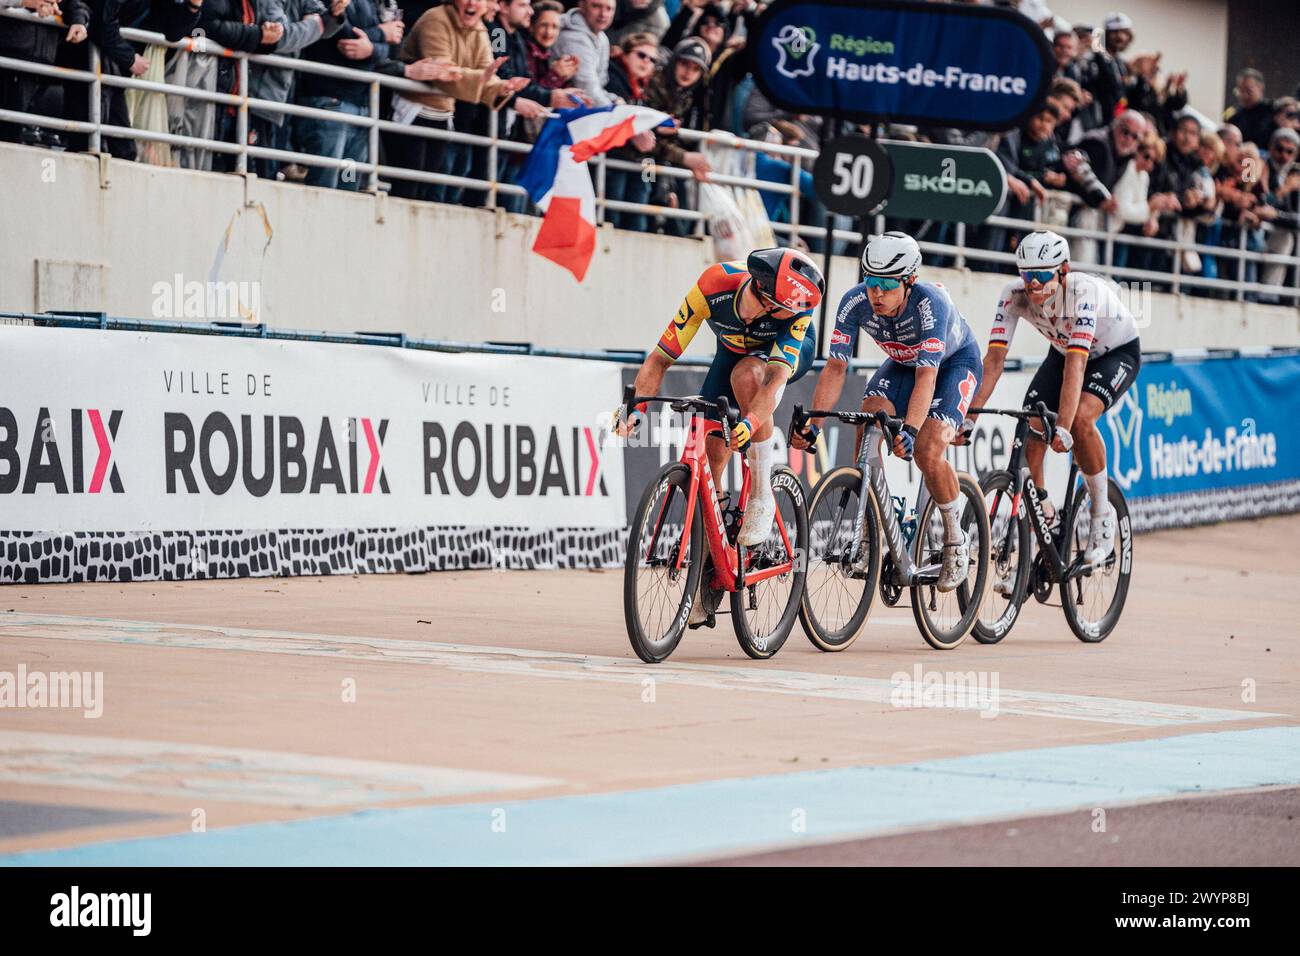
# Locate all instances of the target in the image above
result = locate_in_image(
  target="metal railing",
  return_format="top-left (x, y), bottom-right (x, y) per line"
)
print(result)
top-left (9, 310), bottom-right (1296, 370)
top-left (3, 7), bottom-right (1299, 305)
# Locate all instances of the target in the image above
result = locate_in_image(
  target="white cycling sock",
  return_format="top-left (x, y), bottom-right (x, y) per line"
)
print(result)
top-left (1084, 470), bottom-right (1109, 518)
top-left (747, 438), bottom-right (775, 506)
top-left (937, 496), bottom-right (963, 545)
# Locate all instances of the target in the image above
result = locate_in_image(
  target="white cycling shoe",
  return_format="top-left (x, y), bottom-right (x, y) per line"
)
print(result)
top-left (1084, 503), bottom-right (1117, 567)
top-left (738, 495), bottom-right (776, 547)
top-left (937, 530), bottom-right (970, 593)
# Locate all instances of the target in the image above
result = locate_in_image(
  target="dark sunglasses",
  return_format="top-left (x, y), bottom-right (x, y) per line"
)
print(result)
top-left (630, 49), bottom-right (656, 62)
top-left (1283, 111), bottom-right (1300, 120)
top-left (1274, 144), bottom-right (1299, 156)
top-left (1020, 269), bottom-right (1058, 285)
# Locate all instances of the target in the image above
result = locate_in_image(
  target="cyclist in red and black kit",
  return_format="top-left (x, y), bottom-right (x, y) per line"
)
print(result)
top-left (615, 247), bottom-right (824, 549)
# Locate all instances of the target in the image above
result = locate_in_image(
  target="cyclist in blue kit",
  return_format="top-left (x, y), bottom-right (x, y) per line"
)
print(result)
top-left (790, 232), bottom-right (982, 591)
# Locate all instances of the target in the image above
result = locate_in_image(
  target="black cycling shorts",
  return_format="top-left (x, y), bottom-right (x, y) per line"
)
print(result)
top-left (1024, 337), bottom-right (1141, 412)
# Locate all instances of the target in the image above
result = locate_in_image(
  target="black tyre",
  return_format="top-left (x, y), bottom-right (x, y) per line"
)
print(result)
top-left (798, 466), bottom-right (882, 652)
top-left (910, 472), bottom-right (990, 650)
top-left (973, 470), bottom-right (1031, 644)
top-left (731, 467), bottom-right (808, 660)
top-left (624, 463), bottom-right (703, 663)
top-left (1060, 477), bottom-right (1132, 643)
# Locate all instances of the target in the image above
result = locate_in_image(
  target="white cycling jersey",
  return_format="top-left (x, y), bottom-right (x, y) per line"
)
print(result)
top-left (990, 271), bottom-right (1139, 357)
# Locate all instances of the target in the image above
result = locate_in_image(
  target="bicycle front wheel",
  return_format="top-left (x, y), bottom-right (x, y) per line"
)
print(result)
top-left (732, 467), bottom-right (809, 660)
top-left (973, 470), bottom-right (1031, 644)
top-left (910, 472), bottom-right (990, 650)
top-left (624, 462), bottom-right (703, 663)
top-left (1060, 477), bottom-right (1132, 643)
top-left (798, 466), bottom-right (882, 652)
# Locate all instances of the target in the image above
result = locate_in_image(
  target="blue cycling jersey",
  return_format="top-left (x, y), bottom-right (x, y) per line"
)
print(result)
top-left (828, 280), bottom-right (974, 368)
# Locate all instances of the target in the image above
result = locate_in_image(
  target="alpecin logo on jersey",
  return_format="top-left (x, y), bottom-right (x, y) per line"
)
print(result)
top-left (0, 407), bottom-right (124, 494)
top-left (830, 329), bottom-right (852, 347)
top-left (880, 338), bottom-right (944, 363)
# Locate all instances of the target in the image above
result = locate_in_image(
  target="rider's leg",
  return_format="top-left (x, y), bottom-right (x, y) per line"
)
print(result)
top-left (915, 419), bottom-right (961, 543)
top-left (1072, 393), bottom-right (1110, 518)
top-left (732, 357), bottom-right (780, 546)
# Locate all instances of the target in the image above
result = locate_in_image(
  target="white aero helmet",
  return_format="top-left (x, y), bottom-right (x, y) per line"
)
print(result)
top-left (861, 231), bottom-right (922, 279)
top-left (1015, 230), bottom-right (1070, 271)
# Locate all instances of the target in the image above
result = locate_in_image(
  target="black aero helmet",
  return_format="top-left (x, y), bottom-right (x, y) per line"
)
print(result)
top-left (746, 247), bottom-right (825, 312)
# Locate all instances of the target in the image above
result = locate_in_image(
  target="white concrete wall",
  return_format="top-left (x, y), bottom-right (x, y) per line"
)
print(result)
top-left (2, 142), bottom-right (1296, 358)
top-left (1056, 0), bottom-right (1229, 118)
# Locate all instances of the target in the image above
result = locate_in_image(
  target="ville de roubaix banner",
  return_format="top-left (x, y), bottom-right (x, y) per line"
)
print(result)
top-left (0, 326), bottom-right (627, 582)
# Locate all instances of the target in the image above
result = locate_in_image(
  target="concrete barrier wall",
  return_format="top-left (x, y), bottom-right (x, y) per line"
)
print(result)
top-left (2, 142), bottom-right (1297, 360)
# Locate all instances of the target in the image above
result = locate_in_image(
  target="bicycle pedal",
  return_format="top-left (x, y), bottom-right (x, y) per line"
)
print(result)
top-left (687, 611), bottom-right (716, 630)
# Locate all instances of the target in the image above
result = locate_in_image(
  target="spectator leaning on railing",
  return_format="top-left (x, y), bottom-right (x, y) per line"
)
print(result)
top-left (296, 0), bottom-right (447, 190)
top-left (393, 0), bottom-right (527, 202)
top-left (0, 0), bottom-right (89, 147)
top-left (550, 0), bottom-right (614, 108)
top-left (643, 35), bottom-right (712, 235)
top-left (603, 30), bottom-right (659, 231)
top-left (1258, 127), bottom-right (1300, 293)
top-left (249, 0), bottom-right (351, 181)
top-left (489, 0), bottom-right (590, 212)
top-left (1063, 110), bottom-right (1147, 263)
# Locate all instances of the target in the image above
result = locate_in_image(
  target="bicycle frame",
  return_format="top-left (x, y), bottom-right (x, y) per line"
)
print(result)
top-left (642, 408), bottom-right (798, 593)
top-left (795, 404), bottom-right (938, 588)
top-left (988, 414), bottom-right (1092, 585)
top-left (854, 425), bottom-right (936, 587)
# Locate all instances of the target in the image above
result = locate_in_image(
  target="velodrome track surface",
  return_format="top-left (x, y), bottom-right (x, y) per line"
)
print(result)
top-left (1, 514), bottom-right (1297, 866)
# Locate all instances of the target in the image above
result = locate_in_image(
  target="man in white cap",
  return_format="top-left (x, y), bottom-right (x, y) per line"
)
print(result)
top-left (1081, 12), bottom-right (1133, 125)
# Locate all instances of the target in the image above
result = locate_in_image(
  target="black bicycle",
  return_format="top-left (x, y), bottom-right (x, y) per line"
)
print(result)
top-left (791, 405), bottom-right (989, 651)
top-left (971, 403), bottom-right (1133, 645)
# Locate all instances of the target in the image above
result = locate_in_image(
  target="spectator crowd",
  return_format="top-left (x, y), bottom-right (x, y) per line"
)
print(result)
top-left (1, 0), bottom-right (1297, 294)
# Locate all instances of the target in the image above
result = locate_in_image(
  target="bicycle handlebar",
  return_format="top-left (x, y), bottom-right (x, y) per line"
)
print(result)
top-left (621, 384), bottom-right (737, 434)
top-left (969, 402), bottom-right (1060, 445)
top-left (791, 404), bottom-right (906, 443)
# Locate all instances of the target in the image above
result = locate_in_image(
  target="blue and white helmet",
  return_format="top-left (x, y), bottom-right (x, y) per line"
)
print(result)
top-left (1015, 230), bottom-right (1070, 271)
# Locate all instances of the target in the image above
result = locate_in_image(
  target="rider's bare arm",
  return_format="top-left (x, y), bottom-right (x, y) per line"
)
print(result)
top-left (632, 350), bottom-right (673, 402)
top-left (1056, 349), bottom-right (1088, 435)
top-left (809, 357), bottom-right (849, 429)
top-left (905, 365), bottom-right (939, 433)
top-left (969, 344), bottom-right (1007, 418)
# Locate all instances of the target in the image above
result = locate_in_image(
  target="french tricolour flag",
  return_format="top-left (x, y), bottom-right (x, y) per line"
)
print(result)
top-left (519, 104), bottom-right (671, 282)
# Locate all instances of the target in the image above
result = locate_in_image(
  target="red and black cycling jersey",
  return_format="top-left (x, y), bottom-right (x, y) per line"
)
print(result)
top-left (656, 261), bottom-right (813, 369)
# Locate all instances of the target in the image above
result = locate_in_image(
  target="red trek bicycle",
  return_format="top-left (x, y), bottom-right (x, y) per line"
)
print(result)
top-left (620, 385), bottom-right (809, 663)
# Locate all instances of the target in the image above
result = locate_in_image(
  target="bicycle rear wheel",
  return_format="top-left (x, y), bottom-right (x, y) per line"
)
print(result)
top-left (624, 463), bottom-right (703, 663)
top-left (732, 467), bottom-right (808, 660)
top-left (910, 472), bottom-right (990, 650)
top-left (973, 470), bottom-right (1031, 644)
top-left (1060, 477), bottom-right (1132, 643)
top-left (798, 466), bottom-right (881, 652)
